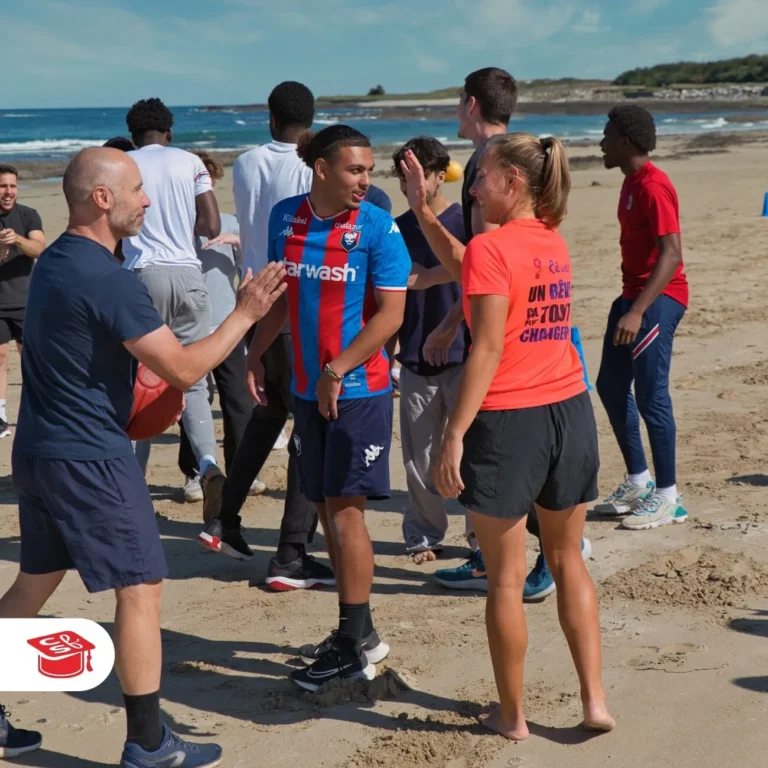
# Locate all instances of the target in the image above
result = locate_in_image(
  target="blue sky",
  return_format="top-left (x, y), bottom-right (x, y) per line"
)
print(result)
top-left (4, 0), bottom-right (767, 108)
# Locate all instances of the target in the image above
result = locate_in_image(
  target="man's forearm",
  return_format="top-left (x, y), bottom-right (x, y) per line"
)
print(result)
top-left (162, 311), bottom-right (252, 390)
top-left (631, 247), bottom-right (681, 315)
top-left (17, 236), bottom-right (44, 259)
top-left (440, 298), bottom-right (465, 335)
top-left (248, 295), bottom-right (288, 359)
top-left (331, 310), bottom-right (403, 377)
top-left (412, 206), bottom-right (465, 282)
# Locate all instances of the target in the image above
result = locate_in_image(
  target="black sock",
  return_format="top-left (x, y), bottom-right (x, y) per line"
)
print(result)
top-left (276, 542), bottom-right (304, 565)
top-left (362, 605), bottom-right (374, 638)
top-left (336, 602), bottom-right (368, 656)
top-left (124, 692), bottom-right (164, 753)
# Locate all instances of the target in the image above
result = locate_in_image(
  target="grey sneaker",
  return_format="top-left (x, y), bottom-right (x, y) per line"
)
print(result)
top-left (621, 493), bottom-right (688, 530)
top-left (183, 475), bottom-right (204, 503)
top-left (593, 479), bottom-right (655, 516)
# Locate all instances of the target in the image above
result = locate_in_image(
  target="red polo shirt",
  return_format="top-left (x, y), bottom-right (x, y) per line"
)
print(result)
top-left (618, 161), bottom-right (688, 308)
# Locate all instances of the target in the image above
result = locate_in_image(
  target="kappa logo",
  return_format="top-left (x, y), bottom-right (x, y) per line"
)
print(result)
top-left (340, 230), bottom-right (360, 252)
top-left (280, 225), bottom-right (294, 238)
top-left (364, 444), bottom-right (384, 468)
top-left (293, 434), bottom-right (302, 456)
top-left (389, 221), bottom-right (400, 234)
top-left (626, 194), bottom-right (633, 211)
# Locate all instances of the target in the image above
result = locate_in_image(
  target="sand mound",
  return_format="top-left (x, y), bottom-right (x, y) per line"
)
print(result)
top-left (601, 545), bottom-right (768, 611)
top-left (258, 668), bottom-right (411, 714)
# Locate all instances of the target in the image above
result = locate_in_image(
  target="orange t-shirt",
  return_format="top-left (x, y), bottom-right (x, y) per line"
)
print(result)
top-left (462, 218), bottom-right (586, 411)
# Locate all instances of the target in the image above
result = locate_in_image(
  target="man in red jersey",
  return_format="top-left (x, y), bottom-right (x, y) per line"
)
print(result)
top-left (595, 105), bottom-right (688, 531)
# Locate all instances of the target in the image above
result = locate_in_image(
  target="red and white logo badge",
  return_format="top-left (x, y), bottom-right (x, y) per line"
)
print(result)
top-left (340, 230), bottom-right (360, 252)
top-left (27, 631), bottom-right (95, 679)
top-left (0, 619), bottom-right (114, 691)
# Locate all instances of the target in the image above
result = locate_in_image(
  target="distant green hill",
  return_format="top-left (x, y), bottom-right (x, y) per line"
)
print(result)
top-left (614, 54), bottom-right (768, 87)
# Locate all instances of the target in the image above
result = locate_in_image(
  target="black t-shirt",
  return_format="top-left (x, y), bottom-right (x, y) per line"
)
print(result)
top-left (461, 148), bottom-right (482, 242)
top-left (0, 203), bottom-right (43, 311)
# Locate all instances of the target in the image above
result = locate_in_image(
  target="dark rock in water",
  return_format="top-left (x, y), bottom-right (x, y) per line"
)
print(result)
top-left (591, 181), bottom-right (602, 186)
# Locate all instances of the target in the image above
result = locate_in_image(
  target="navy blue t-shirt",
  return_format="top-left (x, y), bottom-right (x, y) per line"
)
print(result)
top-left (15, 233), bottom-right (164, 460)
top-left (365, 185), bottom-right (393, 214)
top-left (396, 204), bottom-right (468, 376)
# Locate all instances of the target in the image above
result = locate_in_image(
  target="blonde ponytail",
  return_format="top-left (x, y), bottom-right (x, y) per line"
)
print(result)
top-left (485, 133), bottom-right (572, 229)
top-left (537, 137), bottom-right (570, 229)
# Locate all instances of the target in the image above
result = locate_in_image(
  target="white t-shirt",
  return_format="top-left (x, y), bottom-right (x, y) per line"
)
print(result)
top-left (197, 213), bottom-right (240, 333)
top-left (232, 141), bottom-right (312, 273)
top-left (123, 144), bottom-right (213, 271)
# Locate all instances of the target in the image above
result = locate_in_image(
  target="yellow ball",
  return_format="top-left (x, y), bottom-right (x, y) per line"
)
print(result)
top-left (444, 160), bottom-right (463, 183)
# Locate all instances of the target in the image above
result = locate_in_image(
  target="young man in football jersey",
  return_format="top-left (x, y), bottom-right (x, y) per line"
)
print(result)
top-left (595, 105), bottom-right (688, 530)
top-left (246, 125), bottom-right (411, 689)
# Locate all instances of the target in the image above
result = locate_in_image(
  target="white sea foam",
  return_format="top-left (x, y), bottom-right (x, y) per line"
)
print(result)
top-left (0, 138), bottom-right (106, 154)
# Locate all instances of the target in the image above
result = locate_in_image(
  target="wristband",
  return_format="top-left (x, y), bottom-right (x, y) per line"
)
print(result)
top-left (324, 363), bottom-right (343, 382)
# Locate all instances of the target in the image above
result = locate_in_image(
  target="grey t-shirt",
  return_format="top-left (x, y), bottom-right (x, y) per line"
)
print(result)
top-left (197, 213), bottom-right (240, 332)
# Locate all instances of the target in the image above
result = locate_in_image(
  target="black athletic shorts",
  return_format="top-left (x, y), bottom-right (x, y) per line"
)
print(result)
top-left (0, 308), bottom-right (24, 345)
top-left (458, 390), bottom-right (599, 519)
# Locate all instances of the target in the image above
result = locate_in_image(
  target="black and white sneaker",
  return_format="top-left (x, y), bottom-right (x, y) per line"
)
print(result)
top-left (198, 518), bottom-right (253, 561)
top-left (0, 705), bottom-right (42, 759)
top-left (0, 419), bottom-right (10, 439)
top-left (299, 629), bottom-right (390, 666)
top-left (265, 554), bottom-right (336, 592)
top-left (291, 646), bottom-right (375, 692)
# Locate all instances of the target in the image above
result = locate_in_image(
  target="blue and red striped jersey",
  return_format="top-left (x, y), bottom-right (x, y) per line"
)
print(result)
top-left (268, 195), bottom-right (411, 401)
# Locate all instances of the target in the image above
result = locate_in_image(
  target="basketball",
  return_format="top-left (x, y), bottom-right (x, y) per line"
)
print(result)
top-left (444, 160), bottom-right (463, 183)
top-left (127, 363), bottom-right (184, 441)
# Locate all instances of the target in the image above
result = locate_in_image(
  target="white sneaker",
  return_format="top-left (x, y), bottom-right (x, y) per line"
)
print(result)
top-left (272, 428), bottom-right (290, 451)
top-left (621, 492), bottom-right (688, 530)
top-left (249, 478), bottom-right (267, 496)
top-left (183, 475), bottom-right (204, 503)
top-left (593, 479), bottom-right (655, 516)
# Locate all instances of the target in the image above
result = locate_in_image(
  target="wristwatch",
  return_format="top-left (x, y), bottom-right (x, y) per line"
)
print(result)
top-left (323, 363), bottom-right (343, 382)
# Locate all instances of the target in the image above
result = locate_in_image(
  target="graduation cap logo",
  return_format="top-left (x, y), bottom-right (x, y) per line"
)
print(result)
top-left (27, 631), bottom-right (95, 679)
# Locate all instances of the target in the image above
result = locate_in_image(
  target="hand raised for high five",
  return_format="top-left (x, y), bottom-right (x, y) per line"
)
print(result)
top-left (235, 262), bottom-right (287, 323)
top-left (399, 150), bottom-right (429, 215)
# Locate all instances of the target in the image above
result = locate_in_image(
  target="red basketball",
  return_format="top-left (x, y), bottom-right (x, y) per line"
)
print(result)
top-left (127, 363), bottom-right (184, 441)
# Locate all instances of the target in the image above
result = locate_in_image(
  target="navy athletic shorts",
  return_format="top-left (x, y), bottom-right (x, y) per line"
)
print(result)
top-left (13, 451), bottom-right (168, 593)
top-left (292, 393), bottom-right (393, 503)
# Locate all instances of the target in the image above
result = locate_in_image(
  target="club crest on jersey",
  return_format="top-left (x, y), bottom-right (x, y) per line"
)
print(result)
top-left (340, 230), bottom-right (360, 252)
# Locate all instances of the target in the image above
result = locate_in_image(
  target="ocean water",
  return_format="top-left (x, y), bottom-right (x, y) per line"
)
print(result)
top-left (1, 106), bottom-right (767, 161)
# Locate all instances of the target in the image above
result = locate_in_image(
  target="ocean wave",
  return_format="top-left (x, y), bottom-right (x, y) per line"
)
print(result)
top-left (0, 138), bottom-right (106, 154)
top-left (234, 119), bottom-right (246, 126)
top-left (314, 119), bottom-right (340, 125)
top-left (1, 113), bottom-right (36, 118)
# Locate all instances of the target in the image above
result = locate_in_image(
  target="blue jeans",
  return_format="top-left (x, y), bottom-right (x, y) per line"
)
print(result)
top-left (596, 295), bottom-right (686, 489)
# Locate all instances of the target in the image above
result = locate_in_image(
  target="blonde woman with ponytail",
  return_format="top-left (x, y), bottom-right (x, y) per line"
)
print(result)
top-left (434, 133), bottom-right (614, 739)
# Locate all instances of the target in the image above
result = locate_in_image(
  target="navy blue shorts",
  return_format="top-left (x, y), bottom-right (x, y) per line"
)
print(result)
top-left (292, 394), bottom-right (393, 503)
top-left (13, 451), bottom-right (168, 593)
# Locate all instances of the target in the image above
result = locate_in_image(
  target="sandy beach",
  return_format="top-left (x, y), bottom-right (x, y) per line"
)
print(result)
top-left (2, 133), bottom-right (768, 767)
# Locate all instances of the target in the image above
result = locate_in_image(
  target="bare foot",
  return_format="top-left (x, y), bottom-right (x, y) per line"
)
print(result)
top-left (582, 700), bottom-right (616, 732)
top-left (478, 707), bottom-right (529, 741)
top-left (411, 550), bottom-right (437, 565)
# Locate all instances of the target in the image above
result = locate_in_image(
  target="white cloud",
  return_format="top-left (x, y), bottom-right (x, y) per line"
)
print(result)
top-left (630, 0), bottom-right (672, 13)
top-left (573, 8), bottom-right (609, 33)
top-left (440, 0), bottom-right (576, 49)
top-left (708, 0), bottom-right (768, 46)
top-left (416, 54), bottom-right (449, 74)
